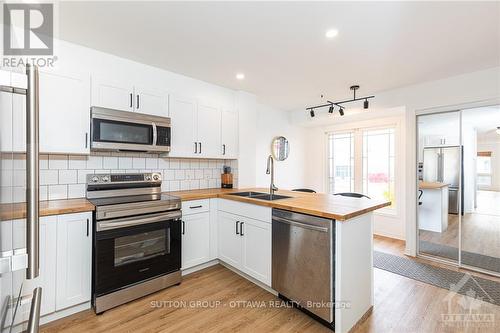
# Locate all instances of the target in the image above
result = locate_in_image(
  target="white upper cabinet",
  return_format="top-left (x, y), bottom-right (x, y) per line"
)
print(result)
top-left (197, 103), bottom-right (221, 158)
top-left (221, 110), bottom-right (238, 159)
top-left (91, 77), bottom-right (169, 117)
top-left (39, 70), bottom-right (91, 155)
top-left (169, 94), bottom-right (197, 157)
top-left (134, 85), bottom-right (169, 117)
top-left (91, 76), bottom-right (134, 112)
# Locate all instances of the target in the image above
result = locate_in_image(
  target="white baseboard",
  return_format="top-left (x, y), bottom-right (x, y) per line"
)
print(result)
top-left (182, 259), bottom-right (219, 276)
top-left (218, 261), bottom-right (277, 296)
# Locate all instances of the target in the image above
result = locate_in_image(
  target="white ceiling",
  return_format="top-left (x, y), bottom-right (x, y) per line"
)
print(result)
top-left (58, 1), bottom-right (500, 111)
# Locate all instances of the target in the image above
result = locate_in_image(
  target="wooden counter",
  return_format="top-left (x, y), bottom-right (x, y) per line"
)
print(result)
top-left (1, 188), bottom-right (390, 222)
top-left (169, 188), bottom-right (390, 221)
top-left (419, 181), bottom-right (449, 189)
top-left (0, 198), bottom-right (95, 221)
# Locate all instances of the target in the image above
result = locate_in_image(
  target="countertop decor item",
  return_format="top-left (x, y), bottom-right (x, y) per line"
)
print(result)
top-left (221, 165), bottom-right (233, 188)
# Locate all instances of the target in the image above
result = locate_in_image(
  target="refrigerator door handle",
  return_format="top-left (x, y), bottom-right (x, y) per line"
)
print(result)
top-left (26, 64), bottom-right (40, 280)
top-left (26, 287), bottom-right (42, 333)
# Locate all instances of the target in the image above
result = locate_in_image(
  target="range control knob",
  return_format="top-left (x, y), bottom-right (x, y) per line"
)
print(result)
top-left (153, 174), bottom-right (160, 181)
top-left (91, 176), bottom-right (99, 183)
top-left (145, 175), bottom-right (152, 181)
top-left (102, 176), bottom-right (110, 182)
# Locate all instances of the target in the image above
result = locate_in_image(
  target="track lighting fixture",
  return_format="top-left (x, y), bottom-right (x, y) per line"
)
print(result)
top-left (305, 85), bottom-right (374, 117)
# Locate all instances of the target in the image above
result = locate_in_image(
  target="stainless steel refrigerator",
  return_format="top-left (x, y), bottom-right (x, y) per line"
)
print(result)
top-left (0, 65), bottom-right (42, 332)
top-left (423, 146), bottom-right (463, 214)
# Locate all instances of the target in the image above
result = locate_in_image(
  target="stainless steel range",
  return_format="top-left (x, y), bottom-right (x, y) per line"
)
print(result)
top-left (86, 172), bottom-right (182, 314)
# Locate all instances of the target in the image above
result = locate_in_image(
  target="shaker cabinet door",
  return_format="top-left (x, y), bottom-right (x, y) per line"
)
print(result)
top-left (182, 212), bottom-right (210, 270)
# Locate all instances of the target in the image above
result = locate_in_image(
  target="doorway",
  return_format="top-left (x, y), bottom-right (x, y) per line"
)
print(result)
top-left (416, 105), bottom-right (500, 276)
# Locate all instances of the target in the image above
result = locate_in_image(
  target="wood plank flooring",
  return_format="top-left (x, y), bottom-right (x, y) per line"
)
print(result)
top-left (42, 237), bottom-right (500, 333)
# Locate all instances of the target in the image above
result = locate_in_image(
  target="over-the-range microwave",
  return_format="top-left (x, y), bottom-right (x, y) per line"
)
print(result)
top-left (90, 106), bottom-right (171, 153)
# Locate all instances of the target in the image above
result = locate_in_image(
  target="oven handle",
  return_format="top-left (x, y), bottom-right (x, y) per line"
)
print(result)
top-left (97, 211), bottom-right (181, 231)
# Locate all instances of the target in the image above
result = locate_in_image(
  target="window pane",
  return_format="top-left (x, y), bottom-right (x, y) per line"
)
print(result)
top-left (363, 128), bottom-right (395, 207)
top-left (477, 156), bottom-right (491, 174)
top-left (328, 133), bottom-right (354, 193)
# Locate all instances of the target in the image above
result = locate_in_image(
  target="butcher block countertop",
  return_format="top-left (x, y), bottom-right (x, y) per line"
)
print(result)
top-left (0, 198), bottom-right (95, 221)
top-left (419, 181), bottom-right (449, 190)
top-left (1, 188), bottom-right (390, 222)
top-left (169, 188), bottom-right (390, 221)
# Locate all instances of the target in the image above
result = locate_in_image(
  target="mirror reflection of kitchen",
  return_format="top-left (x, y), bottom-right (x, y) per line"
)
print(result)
top-left (417, 106), bottom-right (500, 275)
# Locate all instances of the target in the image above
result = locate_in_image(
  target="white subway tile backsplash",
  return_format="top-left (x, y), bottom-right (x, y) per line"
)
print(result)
top-left (2, 152), bottom-right (236, 203)
top-left (169, 159), bottom-right (180, 169)
top-left (103, 156), bottom-right (118, 169)
top-left (180, 180), bottom-right (190, 190)
top-left (59, 170), bottom-right (77, 184)
top-left (78, 170), bottom-right (94, 184)
top-left (145, 157), bottom-right (158, 169)
top-left (39, 185), bottom-right (48, 201)
top-left (48, 185), bottom-right (67, 200)
top-left (161, 181), bottom-right (169, 192)
top-left (175, 170), bottom-right (185, 180)
top-left (87, 155), bottom-right (103, 169)
top-left (132, 157), bottom-right (146, 169)
top-left (40, 169), bottom-right (58, 185)
top-left (119, 157), bottom-right (133, 169)
top-left (169, 180), bottom-right (180, 191)
top-left (164, 169), bottom-right (175, 181)
top-left (68, 155), bottom-right (87, 169)
top-left (68, 184), bottom-right (85, 198)
top-left (185, 170), bottom-right (194, 180)
top-left (48, 155), bottom-right (68, 169)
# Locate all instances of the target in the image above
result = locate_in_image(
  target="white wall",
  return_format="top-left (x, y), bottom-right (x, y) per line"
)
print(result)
top-left (291, 67), bottom-right (500, 253)
top-left (255, 104), bottom-right (307, 190)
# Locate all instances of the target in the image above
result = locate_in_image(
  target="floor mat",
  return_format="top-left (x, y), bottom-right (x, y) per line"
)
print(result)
top-left (419, 240), bottom-right (500, 274)
top-left (373, 251), bottom-right (500, 306)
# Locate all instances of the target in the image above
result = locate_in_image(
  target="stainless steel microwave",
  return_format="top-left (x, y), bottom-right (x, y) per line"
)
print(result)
top-left (90, 107), bottom-right (171, 153)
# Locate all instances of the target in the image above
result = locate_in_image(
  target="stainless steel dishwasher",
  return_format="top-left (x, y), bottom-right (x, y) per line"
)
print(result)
top-left (272, 208), bottom-right (335, 329)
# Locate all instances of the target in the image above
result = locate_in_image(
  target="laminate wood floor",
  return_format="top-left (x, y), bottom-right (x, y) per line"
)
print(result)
top-left (42, 237), bottom-right (500, 333)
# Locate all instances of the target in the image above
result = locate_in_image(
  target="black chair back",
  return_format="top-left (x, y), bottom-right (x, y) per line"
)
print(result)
top-left (334, 192), bottom-right (370, 199)
top-left (292, 188), bottom-right (316, 193)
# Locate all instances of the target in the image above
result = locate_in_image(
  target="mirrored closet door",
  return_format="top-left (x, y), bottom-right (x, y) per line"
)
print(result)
top-left (417, 106), bottom-right (500, 276)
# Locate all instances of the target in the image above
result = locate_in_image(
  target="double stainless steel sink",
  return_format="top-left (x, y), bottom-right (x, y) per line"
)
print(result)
top-left (227, 191), bottom-right (291, 201)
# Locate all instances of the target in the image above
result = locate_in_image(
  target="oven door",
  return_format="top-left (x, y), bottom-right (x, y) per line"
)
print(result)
top-left (94, 212), bottom-right (181, 296)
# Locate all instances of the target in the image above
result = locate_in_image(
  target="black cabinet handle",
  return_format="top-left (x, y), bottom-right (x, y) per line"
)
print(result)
top-left (182, 220), bottom-right (185, 235)
top-left (199, 142), bottom-right (202, 154)
top-left (86, 218), bottom-right (89, 237)
top-left (194, 142), bottom-right (198, 154)
top-left (136, 94), bottom-right (140, 109)
top-left (236, 221), bottom-right (240, 235)
top-left (223, 144), bottom-right (226, 155)
top-left (240, 222), bottom-right (244, 236)
top-left (129, 93), bottom-right (133, 108)
top-left (85, 133), bottom-right (88, 149)
top-left (189, 205), bottom-right (202, 209)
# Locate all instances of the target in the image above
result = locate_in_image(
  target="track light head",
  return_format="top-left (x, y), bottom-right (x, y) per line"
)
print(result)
top-left (310, 109), bottom-right (315, 118)
top-left (328, 105), bottom-right (334, 113)
top-left (339, 107), bottom-right (345, 116)
top-left (363, 99), bottom-right (369, 109)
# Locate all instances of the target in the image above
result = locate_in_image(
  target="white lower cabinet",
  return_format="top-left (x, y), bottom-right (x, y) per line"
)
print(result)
top-left (182, 212), bottom-right (210, 270)
top-left (56, 212), bottom-right (92, 311)
top-left (217, 211), bottom-right (271, 286)
top-left (217, 212), bottom-right (242, 268)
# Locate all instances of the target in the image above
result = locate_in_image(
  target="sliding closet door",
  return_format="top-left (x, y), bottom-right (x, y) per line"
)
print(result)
top-left (460, 107), bottom-right (500, 275)
top-left (416, 111), bottom-right (461, 263)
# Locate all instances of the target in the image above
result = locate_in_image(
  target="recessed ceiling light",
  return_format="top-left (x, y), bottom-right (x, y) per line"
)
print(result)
top-left (325, 29), bottom-right (339, 38)
top-left (236, 73), bottom-right (245, 80)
